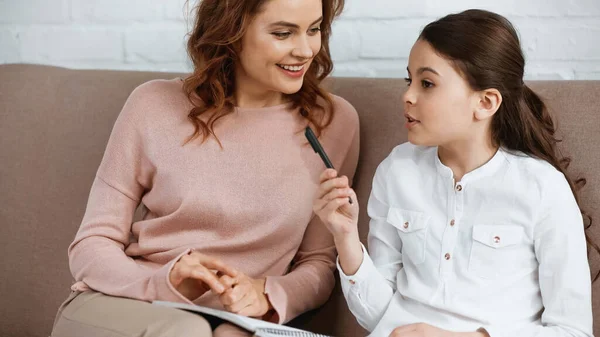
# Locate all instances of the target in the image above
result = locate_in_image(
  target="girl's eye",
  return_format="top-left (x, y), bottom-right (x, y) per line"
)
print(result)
top-left (404, 77), bottom-right (412, 86)
top-left (422, 80), bottom-right (434, 88)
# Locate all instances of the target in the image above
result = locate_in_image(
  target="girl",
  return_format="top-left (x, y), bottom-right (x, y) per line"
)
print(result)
top-left (315, 9), bottom-right (593, 337)
top-left (51, 0), bottom-right (358, 336)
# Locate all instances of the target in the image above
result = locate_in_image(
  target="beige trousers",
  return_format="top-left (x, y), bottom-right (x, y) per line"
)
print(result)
top-left (51, 291), bottom-right (251, 337)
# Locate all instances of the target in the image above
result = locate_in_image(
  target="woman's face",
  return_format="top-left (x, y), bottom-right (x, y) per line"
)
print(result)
top-left (236, 0), bottom-right (324, 96)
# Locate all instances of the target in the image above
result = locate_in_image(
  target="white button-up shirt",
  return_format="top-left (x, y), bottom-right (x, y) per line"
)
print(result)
top-left (338, 143), bottom-right (593, 337)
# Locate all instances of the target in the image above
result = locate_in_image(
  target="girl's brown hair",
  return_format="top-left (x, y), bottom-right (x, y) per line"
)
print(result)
top-left (420, 9), bottom-right (598, 281)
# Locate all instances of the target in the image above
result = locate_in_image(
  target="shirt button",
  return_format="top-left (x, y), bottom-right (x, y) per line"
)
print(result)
top-left (494, 236), bottom-right (501, 244)
top-left (450, 219), bottom-right (455, 226)
top-left (444, 253), bottom-right (451, 260)
top-left (456, 184), bottom-right (463, 191)
top-left (403, 221), bottom-right (409, 229)
top-left (349, 280), bottom-right (356, 285)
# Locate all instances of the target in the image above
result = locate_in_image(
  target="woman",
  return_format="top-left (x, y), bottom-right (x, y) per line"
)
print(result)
top-left (51, 0), bottom-right (358, 336)
top-left (315, 9), bottom-right (594, 337)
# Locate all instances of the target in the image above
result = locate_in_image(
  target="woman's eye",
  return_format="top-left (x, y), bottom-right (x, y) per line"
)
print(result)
top-left (272, 32), bottom-right (291, 39)
top-left (404, 77), bottom-right (412, 86)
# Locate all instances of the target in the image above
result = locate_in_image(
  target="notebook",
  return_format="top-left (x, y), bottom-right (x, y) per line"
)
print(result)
top-left (152, 301), bottom-right (333, 337)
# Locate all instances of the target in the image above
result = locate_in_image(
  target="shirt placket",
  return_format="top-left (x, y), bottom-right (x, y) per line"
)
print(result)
top-left (440, 179), bottom-right (465, 303)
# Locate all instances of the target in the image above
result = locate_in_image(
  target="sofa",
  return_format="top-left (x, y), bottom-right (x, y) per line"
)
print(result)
top-left (1, 63), bottom-right (599, 337)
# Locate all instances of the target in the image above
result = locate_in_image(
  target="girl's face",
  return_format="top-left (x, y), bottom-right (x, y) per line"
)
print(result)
top-left (403, 39), bottom-right (481, 147)
top-left (236, 0), bottom-right (324, 97)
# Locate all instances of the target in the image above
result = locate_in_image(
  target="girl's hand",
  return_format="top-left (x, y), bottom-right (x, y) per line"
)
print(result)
top-left (390, 323), bottom-right (489, 337)
top-left (313, 169), bottom-right (359, 241)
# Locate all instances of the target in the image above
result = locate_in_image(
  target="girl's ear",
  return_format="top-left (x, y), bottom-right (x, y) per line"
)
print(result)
top-left (474, 88), bottom-right (502, 121)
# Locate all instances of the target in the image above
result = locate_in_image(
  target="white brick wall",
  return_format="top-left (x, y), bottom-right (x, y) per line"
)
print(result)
top-left (1, 0), bottom-right (599, 79)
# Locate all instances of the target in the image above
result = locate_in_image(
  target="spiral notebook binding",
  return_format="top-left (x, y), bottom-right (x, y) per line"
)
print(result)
top-left (254, 327), bottom-right (332, 337)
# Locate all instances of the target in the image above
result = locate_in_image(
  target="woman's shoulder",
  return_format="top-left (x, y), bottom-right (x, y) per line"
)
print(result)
top-left (328, 94), bottom-right (359, 131)
top-left (119, 78), bottom-right (191, 122)
top-left (128, 78), bottom-right (187, 104)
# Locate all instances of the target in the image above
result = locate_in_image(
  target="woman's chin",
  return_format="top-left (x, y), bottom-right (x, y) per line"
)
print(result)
top-left (277, 82), bottom-right (304, 95)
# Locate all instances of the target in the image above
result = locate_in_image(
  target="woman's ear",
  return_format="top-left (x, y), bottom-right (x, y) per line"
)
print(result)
top-left (474, 88), bottom-right (502, 121)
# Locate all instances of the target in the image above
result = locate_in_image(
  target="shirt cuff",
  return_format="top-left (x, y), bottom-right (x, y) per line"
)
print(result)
top-left (263, 276), bottom-right (287, 324)
top-left (336, 243), bottom-right (378, 288)
top-left (478, 326), bottom-right (499, 337)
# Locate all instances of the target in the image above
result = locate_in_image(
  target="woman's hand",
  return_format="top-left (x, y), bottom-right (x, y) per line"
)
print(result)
top-left (169, 250), bottom-right (239, 301)
top-left (313, 169), bottom-right (359, 241)
top-left (218, 273), bottom-right (272, 318)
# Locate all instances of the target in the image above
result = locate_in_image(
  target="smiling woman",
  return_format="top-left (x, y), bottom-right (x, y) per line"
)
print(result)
top-left (184, 0), bottom-right (344, 145)
top-left (49, 1), bottom-right (360, 337)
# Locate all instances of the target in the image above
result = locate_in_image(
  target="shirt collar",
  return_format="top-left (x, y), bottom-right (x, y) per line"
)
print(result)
top-left (434, 146), bottom-right (509, 184)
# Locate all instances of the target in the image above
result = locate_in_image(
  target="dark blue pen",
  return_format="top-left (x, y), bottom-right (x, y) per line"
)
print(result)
top-left (305, 126), bottom-right (353, 204)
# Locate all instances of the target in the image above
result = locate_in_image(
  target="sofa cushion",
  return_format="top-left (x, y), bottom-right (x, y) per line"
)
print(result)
top-left (1, 64), bottom-right (599, 337)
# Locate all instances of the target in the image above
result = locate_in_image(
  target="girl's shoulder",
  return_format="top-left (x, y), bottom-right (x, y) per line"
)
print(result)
top-left (376, 142), bottom-right (435, 176)
top-left (388, 142), bottom-right (434, 163)
top-left (503, 149), bottom-right (564, 181)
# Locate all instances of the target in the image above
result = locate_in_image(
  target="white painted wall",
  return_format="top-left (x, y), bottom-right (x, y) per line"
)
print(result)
top-left (1, 0), bottom-right (599, 79)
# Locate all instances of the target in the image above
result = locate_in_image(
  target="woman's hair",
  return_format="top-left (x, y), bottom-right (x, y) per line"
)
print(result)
top-left (419, 9), bottom-right (598, 281)
top-left (182, 0), bottom-right (344, 145)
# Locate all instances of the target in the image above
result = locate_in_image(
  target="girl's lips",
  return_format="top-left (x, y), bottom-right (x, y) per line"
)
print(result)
top-left (405, 120), bottom-right (420, 129)
top-left (404, 113), bottom-right (420, 122)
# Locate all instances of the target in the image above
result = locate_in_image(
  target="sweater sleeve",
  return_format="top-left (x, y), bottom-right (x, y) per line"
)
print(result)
top-left (264, 97), bottom-right (361, 323)
top-left (68, 82), bottom-right (192, 304)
